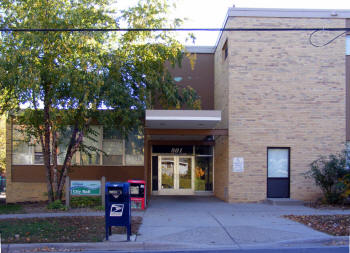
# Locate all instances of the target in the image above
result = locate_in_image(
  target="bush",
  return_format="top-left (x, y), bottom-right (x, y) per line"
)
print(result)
top-left (93, 205), bottom-right (105, 211)
top-left (47, 200), bottom-right (67, 211)
top-left (306, 151), bottom-right (348, 204)
top-left (70, 196), bottom-right (101, 208)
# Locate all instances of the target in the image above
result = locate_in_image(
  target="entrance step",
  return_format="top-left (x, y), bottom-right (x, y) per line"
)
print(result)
top-left (264, 198), bottom-right (304, 206)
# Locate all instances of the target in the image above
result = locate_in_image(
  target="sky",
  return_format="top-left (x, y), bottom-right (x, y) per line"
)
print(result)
top-left (167, 0), bottom-right (350, 46)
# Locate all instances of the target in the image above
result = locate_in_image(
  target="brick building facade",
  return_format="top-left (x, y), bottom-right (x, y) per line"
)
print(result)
top-left (5, 8), bottom-right (350, 203)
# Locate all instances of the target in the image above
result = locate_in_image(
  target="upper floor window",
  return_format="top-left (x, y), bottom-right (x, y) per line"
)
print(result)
top-left (222, 40), bottom-right (228, 60)
top-left (346, 35), bottom-right (350, 56)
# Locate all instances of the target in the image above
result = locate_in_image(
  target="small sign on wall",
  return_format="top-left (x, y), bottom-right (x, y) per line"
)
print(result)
top-left (233, 157), bottom-right (244, 172)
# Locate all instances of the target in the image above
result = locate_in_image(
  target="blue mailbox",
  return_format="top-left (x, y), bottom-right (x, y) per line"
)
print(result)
top-left (105, 182), bottom-right (131, 241)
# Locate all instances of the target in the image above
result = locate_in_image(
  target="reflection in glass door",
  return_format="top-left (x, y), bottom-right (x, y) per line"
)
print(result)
top-left (158, 156), bottom-right (194, 194)
top-left (160, 157), bottom-right (175, 189)
top-left (179, 158), bottom-right (192, 189)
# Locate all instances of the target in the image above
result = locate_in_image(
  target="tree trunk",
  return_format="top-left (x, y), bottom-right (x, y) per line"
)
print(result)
top-left (43, 84), bottom-right (54, 203)
top-left (56, 126), bottom-right (84, 200)
top-left (52, 130), bottom-right (58, 199)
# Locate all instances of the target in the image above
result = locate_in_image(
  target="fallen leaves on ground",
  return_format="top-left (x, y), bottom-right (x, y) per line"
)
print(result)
top-left (284, 214), bottom-right (350, 236)
top-left (0, 216), bottom-right (142, 243)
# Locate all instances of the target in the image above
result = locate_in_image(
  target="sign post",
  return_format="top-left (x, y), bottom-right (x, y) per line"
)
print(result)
top-left (65, 176), bottom-right (70, 208)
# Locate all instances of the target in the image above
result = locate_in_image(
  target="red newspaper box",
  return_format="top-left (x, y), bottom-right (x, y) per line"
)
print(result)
top-left (127, 180), bottom-right (146, 210)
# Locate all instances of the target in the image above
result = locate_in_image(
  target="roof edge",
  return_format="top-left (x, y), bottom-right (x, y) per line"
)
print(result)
top-left (185, 46), bottom-right (216, 54)
top-left (227, 7), bottom-right (350, 18)
top-left (214, 7), bottom-right (350, 52)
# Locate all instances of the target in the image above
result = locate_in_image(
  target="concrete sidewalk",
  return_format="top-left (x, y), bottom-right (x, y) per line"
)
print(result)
top-left (136, 196), bottom-right (350, 248)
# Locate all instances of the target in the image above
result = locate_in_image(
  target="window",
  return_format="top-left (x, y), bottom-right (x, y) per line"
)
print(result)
top-left (195, 145), bottom-right (213, 191)
top-left (222, 39), bottom-right (228, 60)
top-left (267, 148), bottom-right (289, 178)
top-left (102, 128), bottom-right (124, 165)
top-left (125, 128), bottom-right (144, 165)
top-left (80, 126), bottom-right (102, 165)
top-left (34, 144), bottom-right (44, 164)
top-left (57, 127), bottom-right (77, 165)
top-left (12, 125), bottom-right (144, 166)
top-left (346, 35), bottom-right (350, 55)
top-left (12, 127), bottom-right (33, 165)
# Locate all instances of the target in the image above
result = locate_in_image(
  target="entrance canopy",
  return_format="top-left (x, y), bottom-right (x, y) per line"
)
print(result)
top-left (145, 110), bottom-right (221, 129)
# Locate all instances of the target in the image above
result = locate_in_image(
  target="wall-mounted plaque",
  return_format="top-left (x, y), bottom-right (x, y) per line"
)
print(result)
top-left (233, 157), bottom-right (244, 172)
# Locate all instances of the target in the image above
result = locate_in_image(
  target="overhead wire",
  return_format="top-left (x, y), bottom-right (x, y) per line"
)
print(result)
top-left (0, 27), bottom-right (348, 47)
top-left (308, 30), bottom-right (347, 47)
top-left (0, 27), bottom-right (350, 32)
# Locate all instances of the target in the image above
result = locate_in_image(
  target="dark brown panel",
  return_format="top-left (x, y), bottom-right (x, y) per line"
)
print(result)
top-left (145, 128), bottom-right (228, 136)
top-left (347, 19), bottom-right (350, 141)
top-left (12, 165), bottom-right (144, 183)
top-left (159, 53), bottom-right (214, 110)
top-left (147, 139), bottom-right (152, 201)
top-left (149, 140), bottom-right (214, 146)
top-left (347, 56), bottom-right (350, 141)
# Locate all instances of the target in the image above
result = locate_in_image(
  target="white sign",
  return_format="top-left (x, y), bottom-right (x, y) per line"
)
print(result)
top-left (233, 157), bottom-right (244, 172)
top-left (110, 204), bottom-right (124, 217)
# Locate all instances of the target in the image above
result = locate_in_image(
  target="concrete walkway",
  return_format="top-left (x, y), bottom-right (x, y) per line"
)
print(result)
top-left (136, 196), bottom-right (350, 248)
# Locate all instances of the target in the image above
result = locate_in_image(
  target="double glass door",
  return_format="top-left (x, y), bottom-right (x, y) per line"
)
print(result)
top-left (158, 156), bottom-right (194, 194)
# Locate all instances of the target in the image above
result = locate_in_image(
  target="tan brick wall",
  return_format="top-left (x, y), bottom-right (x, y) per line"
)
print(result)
top-left (221, 17), bottom-right (346, 202)
top-left (214, 136), bottom-right (229, 201)
top-left (214, 31), bottom-right (230, 201)
top-left (214, 31), bottom-right (230, 130)
top-left (6, 182), bottom-right (47, 203)
top-left (6, 119), bottom-right (48, 203)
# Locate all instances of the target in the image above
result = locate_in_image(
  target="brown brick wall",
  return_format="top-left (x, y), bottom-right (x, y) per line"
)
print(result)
top-left (220, 17), bottom-right (346, 202)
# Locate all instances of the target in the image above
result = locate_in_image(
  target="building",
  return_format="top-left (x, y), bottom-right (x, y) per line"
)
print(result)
top-left (5, 8), bottom-right (350, 203)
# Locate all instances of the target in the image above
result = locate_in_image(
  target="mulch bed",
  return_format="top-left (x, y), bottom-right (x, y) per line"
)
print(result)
top-left (284, 215), bottom-right (350, 236)
top-left (304, 201), bottom-right (350, 210)
top-left (0, 216), bottom-right (142, 243)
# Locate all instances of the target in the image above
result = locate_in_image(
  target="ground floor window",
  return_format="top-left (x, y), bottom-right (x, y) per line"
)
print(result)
top-left (195, 156), bottom-right (213, 191)
top-left (12, 125), bottom-right (144, 166)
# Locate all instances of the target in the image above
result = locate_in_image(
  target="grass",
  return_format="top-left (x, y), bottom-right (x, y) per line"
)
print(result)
top-left (0, 204), bottom-right (23, 214)
top-left (0, 216), bottom-right (142, 243)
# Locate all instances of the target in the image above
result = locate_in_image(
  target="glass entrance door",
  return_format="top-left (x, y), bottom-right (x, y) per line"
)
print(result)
top-left (158, 156), bottom-right (194, 194)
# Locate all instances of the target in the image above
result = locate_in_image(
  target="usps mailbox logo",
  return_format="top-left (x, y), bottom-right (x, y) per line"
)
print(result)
top-left (110, 204), bottom-right (124, 217)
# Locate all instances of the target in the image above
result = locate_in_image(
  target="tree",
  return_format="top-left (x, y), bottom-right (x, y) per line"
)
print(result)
top-left (0, 115), bottom-right (5, 174)
top-left (0, 0), bottom-right (199, 202)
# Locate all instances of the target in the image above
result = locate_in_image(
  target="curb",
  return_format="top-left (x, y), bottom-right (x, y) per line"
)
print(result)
top-left (2, 236), bottom-right (349, 252)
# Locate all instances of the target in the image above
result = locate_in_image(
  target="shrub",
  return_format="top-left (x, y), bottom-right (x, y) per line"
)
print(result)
top-left (93, 205), bottom-right (105, 211)
top-left (47, 200), bottom-right (67, 210)
top-left (306, 151), bottom-right (347, 204)
top-left (70, 196), bottom-right (101, 208)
